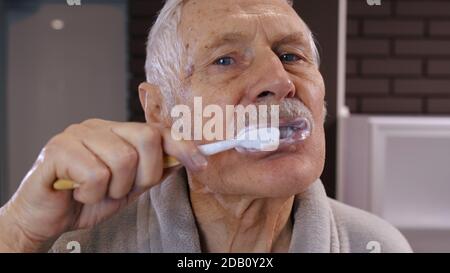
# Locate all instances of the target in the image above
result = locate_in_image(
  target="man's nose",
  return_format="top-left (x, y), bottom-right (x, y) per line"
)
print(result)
top-left (246, 54), bottom-right (296, 102)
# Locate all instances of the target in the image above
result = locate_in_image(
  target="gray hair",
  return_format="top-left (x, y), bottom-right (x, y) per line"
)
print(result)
top-left (145, 0), bottom-right (320, 112)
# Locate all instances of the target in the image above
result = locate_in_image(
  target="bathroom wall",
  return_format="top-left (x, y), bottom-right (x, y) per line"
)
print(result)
top-left (346, 0), bottom-right (450, 115)
top-left (3, 0), bottom-right (128, 202)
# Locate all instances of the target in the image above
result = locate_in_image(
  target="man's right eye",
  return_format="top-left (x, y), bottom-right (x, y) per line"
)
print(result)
top-left (213, 56), bottom-right (235, 66)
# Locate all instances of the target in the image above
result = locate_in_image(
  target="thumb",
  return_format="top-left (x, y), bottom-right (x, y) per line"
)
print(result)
top-left (159, 127), bottom-right (208, 172)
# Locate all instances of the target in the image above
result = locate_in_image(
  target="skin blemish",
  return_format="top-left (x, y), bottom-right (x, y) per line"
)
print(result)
top-left (186, 64), bottom-right (195, 78)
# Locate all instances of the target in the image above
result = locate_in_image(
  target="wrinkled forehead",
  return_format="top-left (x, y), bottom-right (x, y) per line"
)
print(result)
top-left (180, 0), bottom-right (310, 52)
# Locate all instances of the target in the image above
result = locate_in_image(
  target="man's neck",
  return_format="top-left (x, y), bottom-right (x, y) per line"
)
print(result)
top-left (188, 178), bottom-right (294, 253)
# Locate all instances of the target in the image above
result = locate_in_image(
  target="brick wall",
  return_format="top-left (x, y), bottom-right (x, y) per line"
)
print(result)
top-left (347, 0), bottom-right (450, 115)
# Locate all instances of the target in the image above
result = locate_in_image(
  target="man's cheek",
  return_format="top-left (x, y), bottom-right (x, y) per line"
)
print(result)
top-left (309, 93), bottom-right (326, 124)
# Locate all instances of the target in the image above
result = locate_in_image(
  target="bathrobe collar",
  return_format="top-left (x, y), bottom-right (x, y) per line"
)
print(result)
top-left (137, 168), bottom-right (340, 253)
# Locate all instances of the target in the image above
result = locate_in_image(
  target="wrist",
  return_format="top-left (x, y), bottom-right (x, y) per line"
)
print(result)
top-left (0, 203), bottom-right (52, 252)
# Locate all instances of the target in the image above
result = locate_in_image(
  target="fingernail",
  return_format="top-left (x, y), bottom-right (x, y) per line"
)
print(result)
top-left (191, 152), bottom-right (208, 170)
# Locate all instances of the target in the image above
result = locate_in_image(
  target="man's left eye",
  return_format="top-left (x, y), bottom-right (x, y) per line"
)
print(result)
top-left (213, 56), bottom-right (235, 66)
top-left (280, 53), bottom-right (301, 63)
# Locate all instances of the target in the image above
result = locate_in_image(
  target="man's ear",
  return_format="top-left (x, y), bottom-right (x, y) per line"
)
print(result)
top-left (138, 82), bottom-right (165, 124)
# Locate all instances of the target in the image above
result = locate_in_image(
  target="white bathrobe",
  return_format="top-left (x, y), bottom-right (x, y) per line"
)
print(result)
top-left (50, 168), bottom-right (412, 253)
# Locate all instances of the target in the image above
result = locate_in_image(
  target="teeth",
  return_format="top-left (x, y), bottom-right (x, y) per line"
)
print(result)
top-left (280, 126), bottom-right (295, 139)
top-left (278, 118), bottom-right (311, 140)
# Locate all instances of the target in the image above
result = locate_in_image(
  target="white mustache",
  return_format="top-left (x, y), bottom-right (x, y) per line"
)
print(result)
top-left (279, 98), bottom-right (314, 122)
top-left (248, 98), bottom-right (315, 130)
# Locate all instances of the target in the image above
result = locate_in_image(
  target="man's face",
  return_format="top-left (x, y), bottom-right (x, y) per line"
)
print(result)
top-left (176, 0), bottom-right (326, 197)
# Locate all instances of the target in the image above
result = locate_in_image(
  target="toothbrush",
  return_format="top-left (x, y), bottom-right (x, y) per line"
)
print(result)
top-left (53, 127), bottom-right (280, 191)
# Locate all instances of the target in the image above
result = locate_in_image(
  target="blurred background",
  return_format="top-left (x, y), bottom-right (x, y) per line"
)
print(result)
top-left (0, 0), bottom-right (449, 252)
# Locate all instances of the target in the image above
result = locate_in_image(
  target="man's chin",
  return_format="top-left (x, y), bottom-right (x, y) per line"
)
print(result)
top-left (192, 168), bottom-right (319, 198)
top-left (216, 161), bottom-right (320, 198)
top-left (191, 140), bottom-right (324, 197)
top-left (246, 153), bottom-right (323, 197)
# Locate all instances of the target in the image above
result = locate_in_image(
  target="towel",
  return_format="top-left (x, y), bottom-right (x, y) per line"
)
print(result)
top-left (50, 168), bottom-right (412, 253)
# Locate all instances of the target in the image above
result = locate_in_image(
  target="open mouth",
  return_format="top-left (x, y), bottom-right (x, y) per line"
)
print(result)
top-left (232, 117), bottom-right (313, 156)
top-left (235, 117), bottom-right (312, 157)
top-left (278, 117), bottom-right (312, 144)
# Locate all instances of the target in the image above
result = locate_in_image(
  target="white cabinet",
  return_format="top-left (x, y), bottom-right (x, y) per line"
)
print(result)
top-left (338, 115), bottom-right (450, 252)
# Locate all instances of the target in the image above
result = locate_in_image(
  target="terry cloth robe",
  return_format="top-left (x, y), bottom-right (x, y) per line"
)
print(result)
top-left (50, 168), bottom-right (412, 253)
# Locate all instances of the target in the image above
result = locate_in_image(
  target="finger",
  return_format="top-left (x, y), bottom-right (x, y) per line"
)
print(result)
top-left (111, 123), bottom-right (163, 195)
top-left (45, 135), bottom-right (111, 204)
top-left (78, 127), bottom-right (139, 200)
top-left (84, 120), bottom-right (207, 172)
top-left (159, 126), bottom-right (208, 172)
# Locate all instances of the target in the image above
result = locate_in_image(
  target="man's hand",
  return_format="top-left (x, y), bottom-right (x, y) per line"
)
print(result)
top-left (0, 119), bottom-right (207, 252)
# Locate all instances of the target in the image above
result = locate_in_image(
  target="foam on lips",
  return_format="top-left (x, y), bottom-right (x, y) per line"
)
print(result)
top-left (251, 98), bottom-right (314, 144)
top-left (235, 126), bottom-right (281, 153)
top-left (279, 117), bottom-right (312, 142)
top-left (234, 116), bottom-right (312, 155)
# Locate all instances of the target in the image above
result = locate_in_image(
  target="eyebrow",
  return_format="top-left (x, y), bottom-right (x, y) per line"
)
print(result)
top-left (204, 32), bottom-right (250, 51)
top-left (272, 31), bottom-right (309, 49)
top-left (201, 31), bottom-right (311, 56)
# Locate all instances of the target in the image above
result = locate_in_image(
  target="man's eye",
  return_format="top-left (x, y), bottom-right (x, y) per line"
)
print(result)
top-left (280, 53), bottom-right (302, 63)
top-left (213, 56), bottom-right (235, 66)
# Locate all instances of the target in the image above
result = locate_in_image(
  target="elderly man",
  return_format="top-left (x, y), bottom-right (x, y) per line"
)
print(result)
top-left (0, 0), bottom-right (411, 253)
